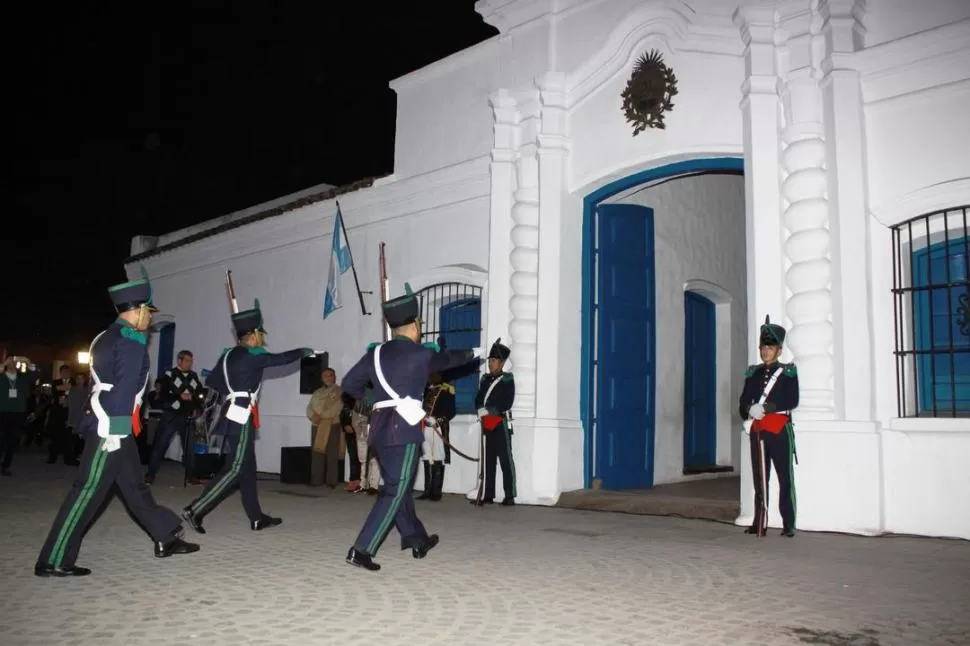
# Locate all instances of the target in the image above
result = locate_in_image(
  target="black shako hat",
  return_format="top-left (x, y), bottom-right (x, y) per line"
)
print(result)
top-left (233, 298), bottom-right (266, 336)
top-left (489, 338), bottom-right (511, 361)
top-left (759, 315), bottom-right (786, 347)
top-left (383, 283), bottom-right (420, 328)
top-left (108, 265), bottom-right (159, 313)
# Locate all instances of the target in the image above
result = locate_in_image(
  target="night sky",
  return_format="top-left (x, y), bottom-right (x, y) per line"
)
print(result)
top-left (7, 1), bottom-right (496, 351)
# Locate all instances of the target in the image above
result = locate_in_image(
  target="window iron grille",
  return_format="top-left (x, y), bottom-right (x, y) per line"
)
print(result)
top-left (415, 282), bottom-right (483, 414)
top-left (891, 205), bottom-right (970, 418)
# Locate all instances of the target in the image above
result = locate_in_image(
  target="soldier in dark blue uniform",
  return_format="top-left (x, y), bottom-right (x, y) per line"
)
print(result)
top-left (472, 339), bottom-right (516, 506)
top-left (181, 299), bottom-right (313, 534)
top-left (35, 272), bottom-right (200, 578)
top-left (342, 284), bottom-right (482, 571)
top-left (739, 316), bottom-right (800, 537)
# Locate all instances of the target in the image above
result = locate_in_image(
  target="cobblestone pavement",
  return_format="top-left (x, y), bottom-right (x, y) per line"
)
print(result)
top-left (1, 453), bottom-right (969, 646)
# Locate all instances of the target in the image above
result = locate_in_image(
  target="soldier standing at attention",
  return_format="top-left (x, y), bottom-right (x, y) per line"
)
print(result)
top-left (473, 339), bottom-right (516, 506)
top-left (341, 284), bottom-right (482, 572)
top-left (181, 299), bottom-right (313, 535)
top-left (35, 271), bottom-right (200, 577)
top-left (740, 315), bottom-right (800, 537)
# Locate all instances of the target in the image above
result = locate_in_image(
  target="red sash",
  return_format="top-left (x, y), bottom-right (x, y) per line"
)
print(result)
top-left (752, 412), bottom-right (789, 435)
top-left (132, 406), bottom-right (142, 438)
top-left (252, 404), bottom-right (261, 430)
top-left (481, 415), bottom-right (503, 432)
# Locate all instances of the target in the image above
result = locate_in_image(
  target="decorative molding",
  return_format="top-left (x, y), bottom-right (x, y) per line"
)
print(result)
top-left (508, 153), bottom-right (540, 416)
top-left (850, 17), bottom-right (970, 76)
top-left (869, 178), bottom-right (970, 228)
top-left (683, 279), bottom-right (733, 305)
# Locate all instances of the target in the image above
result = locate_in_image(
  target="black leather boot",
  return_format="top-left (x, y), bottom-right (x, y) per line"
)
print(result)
top-left (430, 463), bottom-right (445, 501)
top-left (416, 461), bottom-right (432, 500)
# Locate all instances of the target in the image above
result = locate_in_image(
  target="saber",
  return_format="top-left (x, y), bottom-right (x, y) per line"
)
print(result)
top-left (225, 268), bottom-right (239, 314)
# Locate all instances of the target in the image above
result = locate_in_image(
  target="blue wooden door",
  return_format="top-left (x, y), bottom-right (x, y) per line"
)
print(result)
top-left (157, 323), bottom-right (175, 377)
top-left (595, 203), bottom-right (656, 489)
top-left (438, 298), bottom-right (482, 414)
top-left (683, 291), bottom-right (717, 468)
top-left (913, 238), bottom-right (970, 414)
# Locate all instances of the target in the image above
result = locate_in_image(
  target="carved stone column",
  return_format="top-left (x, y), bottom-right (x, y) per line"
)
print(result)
top-left (779, 19), bottom-right (836, 419)
top-left (508, 151), bottom-right (540, 417)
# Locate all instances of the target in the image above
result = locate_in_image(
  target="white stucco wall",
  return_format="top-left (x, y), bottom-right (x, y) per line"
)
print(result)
top-left (128, 158), bottom-right (492, 481)
top-left (604, 173), bottom-right (748, 485)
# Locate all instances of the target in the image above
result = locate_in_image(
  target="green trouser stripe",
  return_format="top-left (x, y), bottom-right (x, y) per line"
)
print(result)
top-left (50, 439), bottom-right (108, 567)
top-left (503, 423), bottom-right (517, 498)
top-left (191, 422), bottom-right (249, 514)
top-left (786, 423), bottom-right (797, 528)
top-left (367, 443), bottom-right (417, 555)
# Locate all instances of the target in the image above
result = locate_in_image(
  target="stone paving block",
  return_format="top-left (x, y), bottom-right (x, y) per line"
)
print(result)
top-left (1, 456), bottom-right (968, 645)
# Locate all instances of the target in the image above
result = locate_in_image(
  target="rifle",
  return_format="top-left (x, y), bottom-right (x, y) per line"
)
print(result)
top-left (225, 268), bottom-right (239, 315)
top-left (379, 242), bottom-right (390, 341)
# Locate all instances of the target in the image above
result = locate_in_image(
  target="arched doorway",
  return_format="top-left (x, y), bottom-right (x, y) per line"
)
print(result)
top-left (580, 157), bottom-right (746, 489)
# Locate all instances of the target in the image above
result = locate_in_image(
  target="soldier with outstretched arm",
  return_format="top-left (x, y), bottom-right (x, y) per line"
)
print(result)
top-left (181, 299), bottom-right (313, 535)
top-left (341, 283), bottom-right (482, 572)
top-left (739, 315), bottom-right (800, 537)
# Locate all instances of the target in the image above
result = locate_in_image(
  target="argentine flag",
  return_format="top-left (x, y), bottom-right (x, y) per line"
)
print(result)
top-left (323, 207), bottom-right (353, 319)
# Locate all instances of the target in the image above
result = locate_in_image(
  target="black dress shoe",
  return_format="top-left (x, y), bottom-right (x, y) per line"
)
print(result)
top-left (154, 537), bottom-right (201, 558)
top-left (781, 527), bottom-right (795, 537)
top-left (744, 525), bottom-right (758, 534)
top-left (500, 497), bottom-right (515, 506)
top-left (412, 534), bottom-right (440, 559)
top-left (34, 563), bottom-right (91, 577)
top-left (251, 515), bottom-right (282, 531)
top-left (346, 547), bottom-right (380, 571)
top-left (181, 508), bottom-right (206, 534)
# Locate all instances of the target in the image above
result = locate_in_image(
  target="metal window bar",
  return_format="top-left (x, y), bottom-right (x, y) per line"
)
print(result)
top-left (415, 282), bottom-right (483, 343)
top-left (891, 205), bottom-right (970, 418)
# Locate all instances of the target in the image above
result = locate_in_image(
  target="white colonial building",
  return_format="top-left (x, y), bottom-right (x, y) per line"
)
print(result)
top-left (125, 0), bottom-right (970, 540)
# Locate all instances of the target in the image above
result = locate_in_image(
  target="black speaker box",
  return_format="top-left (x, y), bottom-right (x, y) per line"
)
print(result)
top-left (299, 352), bottom-right (329, 394)
top-left (280, 446), bottom-right (312, 484)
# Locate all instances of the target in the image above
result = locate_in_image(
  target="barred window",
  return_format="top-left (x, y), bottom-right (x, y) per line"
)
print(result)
top-left (891, 206), bottom-right (970, 418)
top-left (416, 282), bottom-right (483, 414)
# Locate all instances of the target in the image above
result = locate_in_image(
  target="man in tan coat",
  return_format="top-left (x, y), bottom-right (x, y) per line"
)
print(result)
top-left (306, 368), bottom-right (344, 487)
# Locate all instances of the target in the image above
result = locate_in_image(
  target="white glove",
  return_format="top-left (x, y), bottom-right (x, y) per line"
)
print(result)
top-left (748, 403), bottom-right (765, 420)
top-left (103, 436), bottom-right (122, 453)
top-left (477, 407), bottom-right (488, 418)
top-left (471, 347), bottom-right (484, 359)
top-left (424, 416), bottom-right (438, 428)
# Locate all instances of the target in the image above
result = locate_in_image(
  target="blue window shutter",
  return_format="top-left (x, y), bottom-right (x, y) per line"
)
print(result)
top-left (437, 298), bottom-right (482, 414)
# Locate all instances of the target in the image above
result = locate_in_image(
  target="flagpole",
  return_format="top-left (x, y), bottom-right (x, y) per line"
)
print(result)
top-left (336, 201), bottom-right (370, 316)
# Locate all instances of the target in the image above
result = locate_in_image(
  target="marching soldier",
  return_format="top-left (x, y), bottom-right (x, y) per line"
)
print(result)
top-left (417, 370), bottom-right (456, 501)
top-left (342, 284), bottom-right (482, 571)
top-left (35, 271), bottom-right (200, 577)
top-left (740, 315), bottom-right (800, 538)
top-left (472, 339), bottom-right (516, 506)
top-left (181, 299), bottom-right (313, 534)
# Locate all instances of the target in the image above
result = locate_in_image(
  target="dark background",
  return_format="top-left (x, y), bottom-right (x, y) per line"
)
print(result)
top-left (6, 1), bottom-right (496, 352)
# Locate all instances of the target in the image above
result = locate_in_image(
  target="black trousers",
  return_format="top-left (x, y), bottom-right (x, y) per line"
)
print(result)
top-left (186, 419), bottom-right (262, 522)
top-left (483, 422), bottom-right (517, 501)
top-left (353, 442), bottom-right (428, 556)
top-left (345, 430), bottom-right (361, 481)
top-left (0, 411), bottom-right (26, 470)
top-left (37, 431), bottom-right (182, 569)
top-left (147, 412), bottom-right (193, 478)
top-left (750, 428), bottom-right (797, 530)
top-left (47, 406), bottom-right (74, 463)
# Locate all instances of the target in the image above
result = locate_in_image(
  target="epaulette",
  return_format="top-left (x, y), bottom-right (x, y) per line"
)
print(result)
top-left (120, 327), bottom-right (147, 345)
top-left (366, 342), bottom-right (380, 352)
top-left (784, 363), bottom-right (798, 377)
top-left (744, 364), bottom-right (758, 378)
top-left (421, 341), bottom-right (440, 352)
top-left (501, 372), bottom-right (514, 383)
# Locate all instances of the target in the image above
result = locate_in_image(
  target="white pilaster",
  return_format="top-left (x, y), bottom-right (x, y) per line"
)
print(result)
top-left (486, 90), bottom-right (519, 357)
top-left (819, 0), bottom-right (874, 422)
top-left (779, 33), bottom-right (836, 419)
top-left (508, 148), bottom-right (540, 417)
top-left (533, 72), bottom-right (569, 421)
